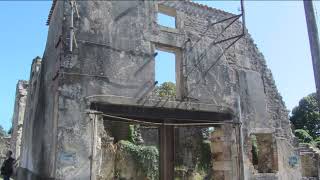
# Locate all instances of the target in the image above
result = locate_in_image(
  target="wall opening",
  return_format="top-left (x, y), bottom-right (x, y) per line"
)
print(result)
top-left (101, 120), bottom-right (160, 180)
top-left (157, 4), bottom-right (176, 29)
top-left (250, 134), bottom-right (278, 173)
top-left (155, 45), bottom-right (183, 99)
top-left (92, 101), bottom-right (238, 180)
top-left (155, 50), bottom-right (176, 85)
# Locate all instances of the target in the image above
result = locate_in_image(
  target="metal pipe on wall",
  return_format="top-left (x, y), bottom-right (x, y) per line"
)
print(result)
top-left (237, 95), bottom-right (245, 180)
top-left (304, 0), bottom-right (320, 105)
top-left (69, 0), bottom-right (74, 53)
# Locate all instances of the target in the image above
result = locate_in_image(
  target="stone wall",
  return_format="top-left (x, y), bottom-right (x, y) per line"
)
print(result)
top-left (10, 80), bottom-right (28, 160)
top-left (18, 1), bottom-right (300, 179)
top-left (0, 135), bottom-right (10, 165)
top-left (299, 144), bottom-right (320, 180)
top-left (18, 56), bottom-right (43, 179)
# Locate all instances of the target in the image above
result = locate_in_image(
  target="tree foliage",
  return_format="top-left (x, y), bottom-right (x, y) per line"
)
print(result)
top-left (294, 129), bottom-right (313, 143)
top-left (314, 137), bottom-right (320, 149)
top-left (290, 93), bottom-right (320, 139)
top-left (155, 82), bottom-right (176, 98)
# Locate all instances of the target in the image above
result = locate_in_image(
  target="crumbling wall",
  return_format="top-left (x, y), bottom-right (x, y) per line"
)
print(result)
top-left (11, 80), bottom-right (28, 160)
top-left (17, 57), bottom-right (44, 180)
top-left (17, 0), bottom-right (64, 178)
top-left (19, 1), bottom-right (300, 179)
top-left (0, 135), bottom-right (10, 165)
top-left (299, 144), bottom-right (320, 180)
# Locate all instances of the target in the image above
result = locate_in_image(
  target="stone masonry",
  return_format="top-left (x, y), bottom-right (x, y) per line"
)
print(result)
top-left (14, 1), bottom-right (303, 180)
top-left (10, 80), bottom-right (28, 160)
top-left (299, 144), bottom-right (320, 180)
top-left (0, 134), bottom-right (10, 166)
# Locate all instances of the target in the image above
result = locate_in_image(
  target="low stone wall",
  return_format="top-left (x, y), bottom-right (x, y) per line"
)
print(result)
top-left (299, 144), bottom-right (320, 180)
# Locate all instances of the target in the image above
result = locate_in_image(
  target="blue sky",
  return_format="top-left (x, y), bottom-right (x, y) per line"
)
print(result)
top-left (0, 1), bottom-right (317, 130)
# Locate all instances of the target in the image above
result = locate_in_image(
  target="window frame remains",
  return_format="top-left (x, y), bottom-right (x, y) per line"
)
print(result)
top-left (157, 4), bottom-right (177, 29)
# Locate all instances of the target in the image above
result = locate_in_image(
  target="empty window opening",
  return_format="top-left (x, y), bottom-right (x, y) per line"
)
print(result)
top-left (250, 134), bottom-right (278, 173)
top-left (157, 5), bottom-right (176, 28)
top-left (157, 13), bottom-right (176, 28)
top-left (155, 50), bottom-right (176, 85)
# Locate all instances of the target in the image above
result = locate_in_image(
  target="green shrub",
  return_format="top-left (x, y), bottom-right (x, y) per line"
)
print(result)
top-left (118, 140), bottom-right (159, 180)
top-left (312, 137), bottom-right (320, 149)
top-left (294, 129), bottom-right (314, 143)
top-left (197, 140), bottom-right (212, 172)
top-left (251, 135), bottom-right (259, 165)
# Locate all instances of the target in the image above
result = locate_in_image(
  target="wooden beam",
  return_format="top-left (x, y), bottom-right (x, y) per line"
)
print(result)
top-left (159, 125), bottom-right (175, 180)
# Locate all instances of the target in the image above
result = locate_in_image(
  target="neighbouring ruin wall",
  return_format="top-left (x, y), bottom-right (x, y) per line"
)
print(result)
top-left (0, 135), bottom-right (10, 165)
top-left (18, 1), bottom-right (65, 179)
top-left (18, 57), bottom-right (42, 179)
top-left (20, 1), bottom-right (300, 179)
top-left (11, 80), bottom-right (28, 160)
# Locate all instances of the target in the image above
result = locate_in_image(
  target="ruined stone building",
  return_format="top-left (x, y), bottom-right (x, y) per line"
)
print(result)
top-left (0, 133), bottom-right (10, 166)
top-left (299, 144), bottom-right (320, 180)
top-left (10, 57), bottom-right (42, 163)
top-left (11, 0), bottom-right (311, 180)
top-left (10, 80), bottom-right (28, 160)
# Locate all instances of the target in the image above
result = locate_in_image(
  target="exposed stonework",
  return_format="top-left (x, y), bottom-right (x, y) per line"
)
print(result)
top-left (16, 1), bottom-right (301, 180)
top-left (0, 135), bottom-right (11, 165)
top-left (10, 80), bottom-right (28, 160)
top-left (299, 144), bottom-right (320, 180)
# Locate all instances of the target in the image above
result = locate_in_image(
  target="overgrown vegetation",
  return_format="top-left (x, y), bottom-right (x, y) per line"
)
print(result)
top-left (128, 125), bottom-right (138, 144)
top-left (294, 129), bottom-right (314, 143)
top-left (290, 93), bottom-right (320, 149)
top-left (197, 140), bottom-right (212, 172)
top-left (251, 135), bottom-right (259, 166)
top-left (155, 82), bottom-right (176, 98)
top-left (118, 140), bottom-right (159, 180)
top-left (290, 93), bottom-right (320, 139)
top-left (294, 129), bottom-right (320, 149)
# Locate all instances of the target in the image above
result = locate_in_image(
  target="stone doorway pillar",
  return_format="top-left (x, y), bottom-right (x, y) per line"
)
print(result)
top-left (210, 124), bottom-right (239, 180)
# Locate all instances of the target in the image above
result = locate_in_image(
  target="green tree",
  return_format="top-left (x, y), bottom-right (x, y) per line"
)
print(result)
top-left (294, 129), bottom-right (313, 143)
top-left (314, 137), bottom-right (320, 149)
top-left (290, 93), bottom-right (320, 139)
top-left (156, 82), bottom-right (176, 98)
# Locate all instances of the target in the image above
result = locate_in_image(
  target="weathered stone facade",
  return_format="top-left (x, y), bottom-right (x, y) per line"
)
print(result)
top-left (10, 80), bottom-right (28, 160)
top-left (16, 1), bottom-right (302, 180)
top-left (299, 144), bottom-right (320, 180)
top-left (0, 135), bottom-right (11, 166)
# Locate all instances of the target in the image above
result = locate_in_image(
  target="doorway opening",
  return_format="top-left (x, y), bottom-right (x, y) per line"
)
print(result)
top-left (90, 102), bottom-right (241, 180)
